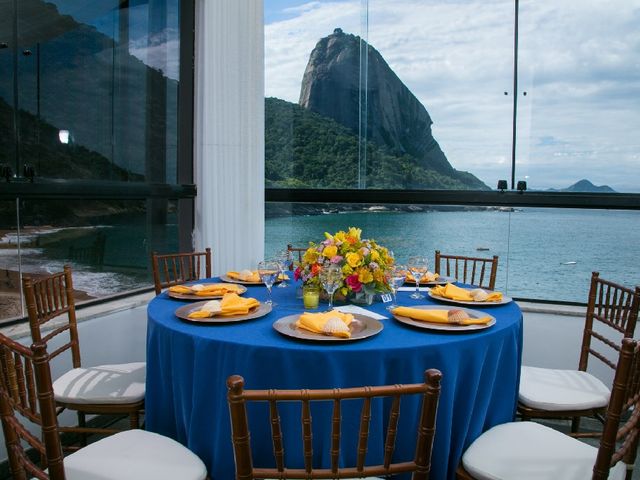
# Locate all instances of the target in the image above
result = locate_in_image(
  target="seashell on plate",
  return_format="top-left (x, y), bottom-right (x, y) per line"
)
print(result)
top-left (448, 309), bottom-right (470, 323)
top-left (201, 300), bottom-right (222, 314)
top-left (191, 284), bottom-right (205, 292)
top-left (470, 288), bottom-right (490, 302)
top-left (322, 317), bottom-right (350, 335)
top-left (239, 269), bottom-right (254, 281)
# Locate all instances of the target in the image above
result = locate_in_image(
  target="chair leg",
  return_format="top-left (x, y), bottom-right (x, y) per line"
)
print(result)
top-left (571, 416), bottom-right (581, 434)
top-left (129, 411), bottom-right (139, 429)
top-left (77, 411), bottom-right (87, 446)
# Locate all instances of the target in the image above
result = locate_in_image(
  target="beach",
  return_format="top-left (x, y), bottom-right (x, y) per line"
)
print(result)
top-left (0, 268), bottom-right (94, 320)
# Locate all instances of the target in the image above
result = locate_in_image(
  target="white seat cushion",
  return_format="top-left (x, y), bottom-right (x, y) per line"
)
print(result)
top-left (519, 366), bottom-right (610, 411)
top-left (63, 429), bottom-right (207, 480)
top-left (54, 362), bottom-right (145, 404)
top-left (462, 421), bottom-right (626, 480)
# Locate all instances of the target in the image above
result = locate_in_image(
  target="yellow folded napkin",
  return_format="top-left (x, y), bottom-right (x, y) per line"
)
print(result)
top-left (169, 283), bottom-right (244, 296)
top-left (406, 271), bottom-right (439, 283)
top-left (187, 293), bottom-right (260, 318)
top-left (226, 270), bottom-right (261, 282)
top-left (295, 310), bottom-right (354, 338)
top-left (392, 307), bottom-right (492, 325)
top-left (430, 283), bottom-right (502, 302)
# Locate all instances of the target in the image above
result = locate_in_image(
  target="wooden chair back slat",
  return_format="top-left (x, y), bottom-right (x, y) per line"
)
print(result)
top-left (227, 370), bottom-right (442, 479)
top-left (593, 339), bottom-right (640, 479)
top-left (0, 334), bottom-right (66, 480)
top-left (356, 396), bottom-right (372, 471)
top-left (434, 251), bottom-right (499, 290)
top-left (383, 394), bottom-right (401, 469)
top-left (302, 397), bottom-right (313, 473)
top-left (23, 266), bottom-right (82, 369)
top-left (579, 272), bottom-right (640, 373)
top-left (330, 398), bottom-right (341, 473)
top-left (151, 248), bottom-right (212, 295)
top-left (268, 398), bottom-right (285, 471)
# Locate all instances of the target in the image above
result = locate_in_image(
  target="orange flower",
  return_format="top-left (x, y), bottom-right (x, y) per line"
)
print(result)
top-left (311, 263), bottom-right (322, 275)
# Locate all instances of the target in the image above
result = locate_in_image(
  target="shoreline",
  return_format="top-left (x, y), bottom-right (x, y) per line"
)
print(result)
top-left (0, 268), bottom-right (95, 320)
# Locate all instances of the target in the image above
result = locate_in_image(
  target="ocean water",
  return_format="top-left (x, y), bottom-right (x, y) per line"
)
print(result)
top-left (265, 207), bottom-right (640, 303)
top-left (1, 208), bottom-right (638, 305)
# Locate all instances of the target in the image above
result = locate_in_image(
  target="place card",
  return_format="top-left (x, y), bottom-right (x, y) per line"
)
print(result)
top-left (334, 305), bottom-right (388, 320)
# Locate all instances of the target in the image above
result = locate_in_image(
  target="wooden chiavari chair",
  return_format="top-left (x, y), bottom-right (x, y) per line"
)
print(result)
top-left (518, 272), bottom-right (640, 435)
top-left (22, 266), bottom-right (145, 445)
top-left (434, 250), bottom-right (499, 290)
top-left (287, 244), bottom-right (306, 270)
top-left (151, 248), bottom-right (212, 295)
top-left (227, 369), bottom-right (442, 479)
top-left (0, 333), bottom-right (207, 480)
top-left (457, 338), bottom-right (640, 480)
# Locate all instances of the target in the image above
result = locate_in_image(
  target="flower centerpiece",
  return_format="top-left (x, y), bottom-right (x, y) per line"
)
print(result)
top-left (293, 227), bottom-right (394, 303)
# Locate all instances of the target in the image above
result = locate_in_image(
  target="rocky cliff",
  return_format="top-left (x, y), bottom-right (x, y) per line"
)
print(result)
top-left (299, 28), bottom-right (487, 189)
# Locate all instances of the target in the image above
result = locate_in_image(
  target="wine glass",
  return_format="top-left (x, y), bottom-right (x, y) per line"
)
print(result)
top-left (275, 250), bottom-right (292, 288)
top-left (407, 256), bottom-right (428, 299)
top-left (319, 264), bottom-right (342, 310)
top-left (257, 260), bottom-right (279, 306)
top-left (386, 264), bottom-right (407, 310)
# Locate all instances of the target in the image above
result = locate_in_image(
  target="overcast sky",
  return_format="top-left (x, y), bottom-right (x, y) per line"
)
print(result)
top-left (266, 0), bottom-right (640, 192)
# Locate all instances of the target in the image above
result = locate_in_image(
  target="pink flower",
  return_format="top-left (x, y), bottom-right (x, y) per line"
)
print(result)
top-left (345, 273), bottom-right (362, 293)
top-left (330, 255), bottom-right (344, 264)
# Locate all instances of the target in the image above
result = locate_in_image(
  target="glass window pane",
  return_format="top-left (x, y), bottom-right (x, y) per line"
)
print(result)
top-left (505, 208), bottom-right (640, 302)
top-left (0, 0), bottom-right (180, 184)
top-left (517, 0), bottom-right (640, 193)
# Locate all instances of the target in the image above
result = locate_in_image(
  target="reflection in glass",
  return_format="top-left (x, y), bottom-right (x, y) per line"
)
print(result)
top-left (0, 0), bottom-right (180, 184)
top-left (0, 198), bottom-right (180, 323)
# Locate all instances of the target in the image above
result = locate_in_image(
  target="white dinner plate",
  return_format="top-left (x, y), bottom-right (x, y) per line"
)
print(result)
top-left (392, 305), bottom-right (496, 332)
top-left (273, 313), bottom-right (383, 342)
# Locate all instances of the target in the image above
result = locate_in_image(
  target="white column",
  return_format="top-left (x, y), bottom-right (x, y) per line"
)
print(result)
top-left (193, 0), bottom-right (265, 275)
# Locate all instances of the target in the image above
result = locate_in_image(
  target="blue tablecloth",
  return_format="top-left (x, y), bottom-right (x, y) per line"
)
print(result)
top-left (146, 281), bottom-right (522, 480)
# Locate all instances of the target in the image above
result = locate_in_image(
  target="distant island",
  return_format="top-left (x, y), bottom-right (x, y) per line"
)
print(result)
top-left (547, 179), bottom-right (617, 193)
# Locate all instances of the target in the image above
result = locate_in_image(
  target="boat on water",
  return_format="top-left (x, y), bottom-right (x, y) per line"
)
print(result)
top-left (561, 261), bottom-right (577, 265)
top-left (476, 247), bottom-right (490, 251)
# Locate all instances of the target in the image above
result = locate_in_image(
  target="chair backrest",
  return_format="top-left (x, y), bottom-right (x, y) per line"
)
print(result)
top-left (434, 251), bottom-right (499, 290)
top-left (287, 244), bottom-right (306, 271)
top-left (592, 338), bottom-right (640, 479)
top-left (0, 334), bottom-right (66, 480)
top-left (22, 265), bottom-right (81, 369)
top-left (227, 369), bottom-right (442, 480)
top-left (151, 248), bottom-right (212, 295)
top-left (579, 272), bottom-right (640, 373)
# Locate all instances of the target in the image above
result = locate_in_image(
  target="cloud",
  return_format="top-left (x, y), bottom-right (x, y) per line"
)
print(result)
top-left (266, 0), bottom-right (640, 191)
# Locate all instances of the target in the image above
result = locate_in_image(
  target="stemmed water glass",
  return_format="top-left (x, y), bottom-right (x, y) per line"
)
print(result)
top-left (275, 250), bottom-right (292, 288)
top-left (386, 264), bottom-right (407, 310)
top-left (258, 260), bottom-right (280, 306)
top-left (319, 264), bottom-right (342, 310)
top-left (407, 255), bottom-right (428, 300)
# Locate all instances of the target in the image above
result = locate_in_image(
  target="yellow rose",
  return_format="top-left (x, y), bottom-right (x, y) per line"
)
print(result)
top-left (302, 248), bottom-right (319, 264)
top-left (373, 269), bottom-right (384, 282)
top-left (323, 245), bottom-right (338, 258)
top-left (334, 231), bottom-right (346, 243)
top-left (342, 264), bottom-right (354, 275)
top-left (357, 267), bottom-right (374, 284)
top-left (345, 252), bottom-right (362, 268)
top-left (370, 250), bottom-right (380, 262)
top-left (348, 227), bottom-right (362, 241)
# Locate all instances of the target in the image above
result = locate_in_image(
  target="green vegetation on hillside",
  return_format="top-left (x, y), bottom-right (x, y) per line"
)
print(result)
top-left (266, 97), bottom-right (487, 190)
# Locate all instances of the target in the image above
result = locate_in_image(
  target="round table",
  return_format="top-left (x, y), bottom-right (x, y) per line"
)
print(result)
top-left (146, 281), bottom-right (522, 480)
